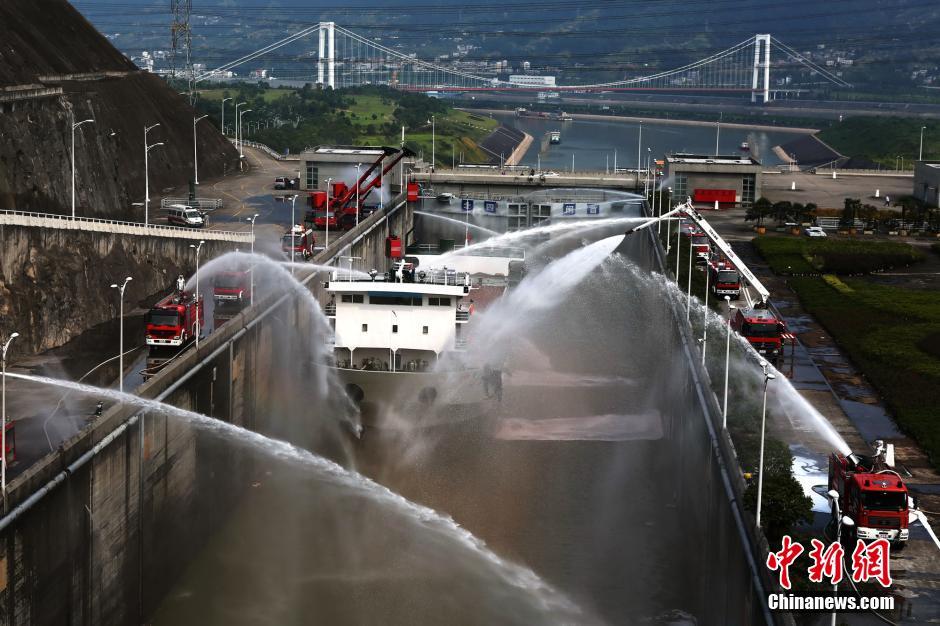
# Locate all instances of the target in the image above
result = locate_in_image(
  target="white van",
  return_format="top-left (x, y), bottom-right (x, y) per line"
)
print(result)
top-left (167, 204), bottom-right (206, 228)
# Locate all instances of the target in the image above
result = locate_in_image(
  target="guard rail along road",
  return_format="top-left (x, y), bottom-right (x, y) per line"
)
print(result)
top-left (228, 138), bottom-right (300, 161)
top-left (0, 210), bottom-right (254, 244)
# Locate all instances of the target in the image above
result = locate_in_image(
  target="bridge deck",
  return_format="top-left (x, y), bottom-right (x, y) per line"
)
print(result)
top-left (413, 169), bottom-right (641, 190)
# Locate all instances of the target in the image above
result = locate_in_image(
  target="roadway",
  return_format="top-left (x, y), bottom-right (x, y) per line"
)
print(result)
top-left (704, 209), bottom-right (940, 621)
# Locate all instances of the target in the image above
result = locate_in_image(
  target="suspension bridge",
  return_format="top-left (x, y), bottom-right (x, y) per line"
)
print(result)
top-left (197, 24), bottom-right (851, 103)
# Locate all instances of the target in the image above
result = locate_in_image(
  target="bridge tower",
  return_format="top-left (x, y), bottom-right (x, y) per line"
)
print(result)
top-left (751, 34), bottom-right (771, 104)
top-left (317, 22), bottom-right (336, 89)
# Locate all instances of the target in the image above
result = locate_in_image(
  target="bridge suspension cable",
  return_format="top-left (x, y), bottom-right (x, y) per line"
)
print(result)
top-left (196, 23), bottom-right (853, 100)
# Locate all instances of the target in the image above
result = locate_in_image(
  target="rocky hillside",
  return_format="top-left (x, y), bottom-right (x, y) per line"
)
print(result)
top-left (0, 226), bottom-right (227, 354)
top-left (0, 0), bottom-right (239, 219)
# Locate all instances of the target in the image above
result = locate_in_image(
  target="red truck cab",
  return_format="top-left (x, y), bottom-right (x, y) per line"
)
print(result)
top-left (145, 290), bottom-right (204, 347)
top-left (730, 306), bottom-right (785, 362)
top-left (282, 225), bottom-right (316, 260)
top-left (213, 271), bottom-right (251, 305)
top-left (709, 261), bottom-right (741, 300)
top-left (829, 452), bottom-right (910, 546)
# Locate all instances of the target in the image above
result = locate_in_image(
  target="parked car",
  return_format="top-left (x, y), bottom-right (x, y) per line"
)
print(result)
top-left (274, 177), bottom-right (289, 190)
top-left (803, 226), bottom-right (827, 238)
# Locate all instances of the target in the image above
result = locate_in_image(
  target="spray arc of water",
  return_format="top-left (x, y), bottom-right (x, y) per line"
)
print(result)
top-left (414, 210), bottom-right (500, 237)
top-left (6, 371), bottom-right (585, 619)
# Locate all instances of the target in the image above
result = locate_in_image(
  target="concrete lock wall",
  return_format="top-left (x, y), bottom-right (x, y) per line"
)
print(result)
top-left (0, 200), bottom-right (411, 625)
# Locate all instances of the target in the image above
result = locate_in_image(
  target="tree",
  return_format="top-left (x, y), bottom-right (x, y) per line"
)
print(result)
top-left (744, 474), bottom-right (814, 543)
top-left (840, 198), bottom-right (861, 228)
top-left (741, 438), bottom-right (814, 543)
top-left (772, 201), bottom-right (793, 225)
top-left (746, 197), bottom-right (773, 227)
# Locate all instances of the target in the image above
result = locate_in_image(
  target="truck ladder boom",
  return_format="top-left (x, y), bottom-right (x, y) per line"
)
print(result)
top-left (628, 199), bottom-right (771, 304)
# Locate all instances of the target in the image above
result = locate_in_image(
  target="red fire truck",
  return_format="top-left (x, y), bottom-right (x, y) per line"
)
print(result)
top-left (688, 232), bottom-right (711, 261)
top-left (730, 306), bottom-right (786, 363)
top-left (708, 259), bottom-right (741, 300)
top-left (829, 441), bottom-right (910, 547)
top-left (630, 201), bottom-right (789, 362)
top-left (282, 225), bottom-right (317, 260)
top-left (145, 287), bottom-right (204, 347)
top-left (213, 271), bottom-right (251, 305)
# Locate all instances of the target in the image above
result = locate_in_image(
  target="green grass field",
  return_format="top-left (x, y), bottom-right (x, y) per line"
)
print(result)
top-left (752, 236), bottom-right (925, 275)
top-left (754, 238), bottom-right (940, 470)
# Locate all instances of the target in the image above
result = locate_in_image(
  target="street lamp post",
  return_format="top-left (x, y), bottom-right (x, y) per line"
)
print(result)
top-left (430, 115), bottom-right (436, 171)
top-left (290, 195), bottom-right (298, 275)
top-left (193, 114), bottom-right (209, 185)
top-left (109, 277), bottom-right (133, 394)
top-left (701, 267), bottom-right (710, 366)
top-left (636, 121), bottom-right (642, 191)
top-left (722, 296), bottom-right (735, 429)
top-left (920, 126), bottom-right (927, 161)
top-left (675, 217), bottom-right (682, 277)
top-left (189, 241), bottom-right (205, 349)
top-left (1, 332), bottom-right (19, 495)
top-left (71, 114), bottom-right (95, 219)
top-left (235, 101), bottom-right (247, 159)
top-left (239, 109), bottom-right (252, 161)
top-left (144, 123), bottom-right (162, 227)
top-left (221, 97), bottom-right (232, 137)
top-left (325, 177), bottom-right (333, 250)
top-left (755, 361), bottom-right (777, 528)
top-left (355, 163), bottom-right (362, 227)
top-left (246, 213), bottom-right (258, 305)
top-left (686, 233), bottom-right (693, 320)
top-left (826, 489), bottom-right (855, 626)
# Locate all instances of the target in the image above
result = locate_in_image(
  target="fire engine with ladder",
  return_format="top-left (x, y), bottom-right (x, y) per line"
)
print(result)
top-left (630, 200), bottom-right (793, 363)
top-left (628, 199), bottom-right (940, 552)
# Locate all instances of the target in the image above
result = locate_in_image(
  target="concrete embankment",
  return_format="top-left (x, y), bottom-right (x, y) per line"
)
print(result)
top-left (505, 132), bottom-right (533, 166)
top-left (478, 124), bottom-right (530, 165)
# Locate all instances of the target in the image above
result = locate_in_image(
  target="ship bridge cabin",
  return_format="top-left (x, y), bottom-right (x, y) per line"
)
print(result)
top-left (325, 268), bottom-right (473, 372)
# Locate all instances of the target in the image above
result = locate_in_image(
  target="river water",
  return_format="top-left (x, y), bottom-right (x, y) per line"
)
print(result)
top-left (487, 111), bottom-right (807, 170)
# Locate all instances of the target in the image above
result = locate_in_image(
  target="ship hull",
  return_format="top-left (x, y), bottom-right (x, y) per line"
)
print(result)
top-left (334, 366), bottom-right (496, 430)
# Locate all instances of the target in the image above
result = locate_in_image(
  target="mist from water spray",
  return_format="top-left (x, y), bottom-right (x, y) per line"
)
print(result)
top-left (7, 372), bottom-right (583, 620)
top-left (189, 251), bottom-right (337, 400)
top-left (414, 210), bottom-right (500, 237)
top-left (433, 216), bottom-right (644, 265)
top-left (614, 257), bottom-right (852, 456)
top-left (278, 261), bottom-right (371, 279)
top-left (457, 234), bottom-right (626, 367)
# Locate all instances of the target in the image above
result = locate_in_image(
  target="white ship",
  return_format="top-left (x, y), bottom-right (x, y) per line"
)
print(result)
top-left (325, 252), bottom-right (522, 429)
top-left (549, 131), bottom-right (561, 144)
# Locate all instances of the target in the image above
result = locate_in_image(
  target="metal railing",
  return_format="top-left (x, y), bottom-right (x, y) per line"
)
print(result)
top-left (228, 138), bottom-right (300, 161)
top-left (0, 210), bottom-right (253, 243)
top-left (160, 197), bottom-right (223, 210)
